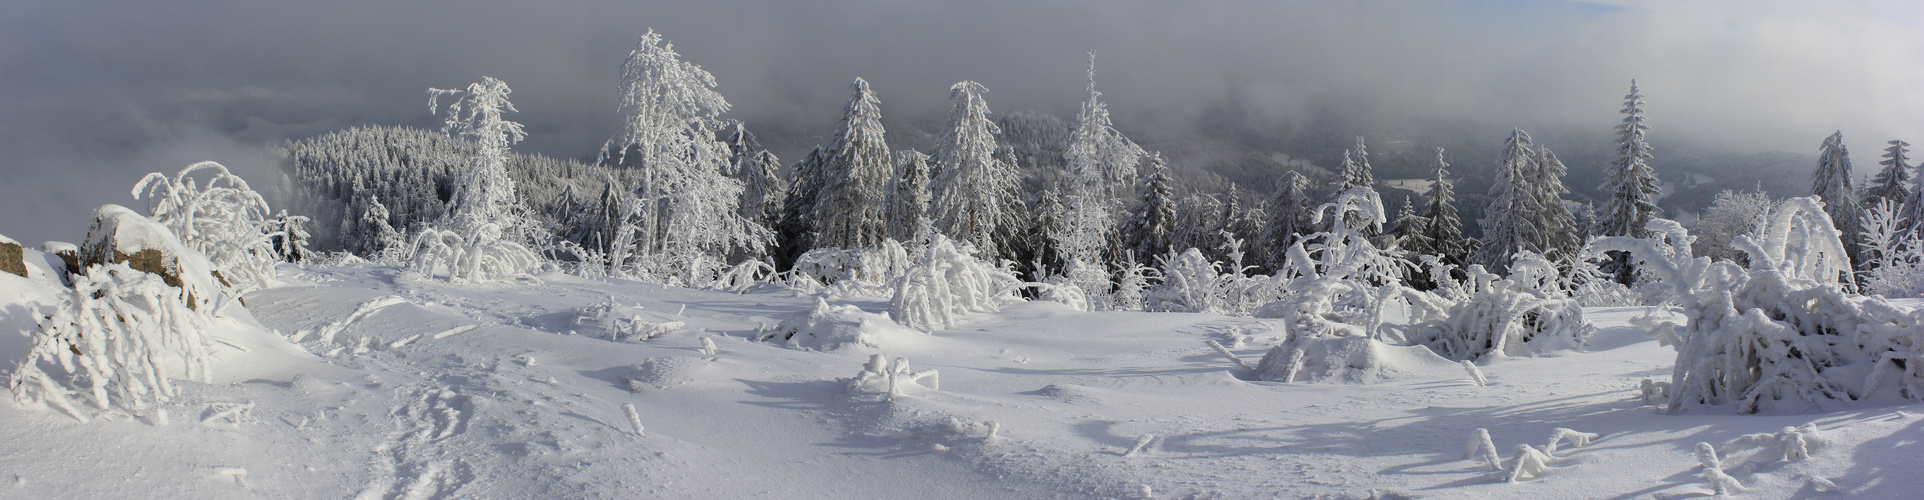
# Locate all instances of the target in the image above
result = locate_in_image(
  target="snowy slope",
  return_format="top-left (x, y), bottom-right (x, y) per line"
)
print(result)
top-left (3, 262), bottom-right (1920, 498)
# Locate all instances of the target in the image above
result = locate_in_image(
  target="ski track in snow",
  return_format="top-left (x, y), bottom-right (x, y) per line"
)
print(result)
top-left (2, 264), bottom-right (1923, 498)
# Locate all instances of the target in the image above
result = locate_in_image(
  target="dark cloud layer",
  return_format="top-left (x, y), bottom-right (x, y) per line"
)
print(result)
top-left (2, 0), bottom-right (1919, 244)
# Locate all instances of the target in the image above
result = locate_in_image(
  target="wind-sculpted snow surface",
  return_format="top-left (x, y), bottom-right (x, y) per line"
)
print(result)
top-left (1589, 198), bottom-right (1924, 414)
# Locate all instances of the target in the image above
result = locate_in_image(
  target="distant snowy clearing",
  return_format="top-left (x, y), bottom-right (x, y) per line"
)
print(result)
top-left (4, 259), bottom-right (1919, 498)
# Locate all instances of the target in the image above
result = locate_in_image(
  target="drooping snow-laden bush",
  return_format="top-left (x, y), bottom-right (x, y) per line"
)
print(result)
top-left (1405, 252), bottom-right (1592, 362)
top-left (888, 234), bottom-right (1023, 332)
top-left (1253, 187), bottom-right (1419, 338)
top-left (760, 297), bottom-right (922, 350)
top-left (11, 263), bottom-right (214, 422)
top-left (791, 239), bottom-right (910, 296)
top-left (133, 161), bottom-right (278, 294)
top-left (409, 223), bottom-right (543, 283)
top-left (1593, 198), bottom-right (1924, 413)
top-left (1861, 198), bottom-right (1924, 298)
top-left (1145, 248), bottom-right (1227, 313)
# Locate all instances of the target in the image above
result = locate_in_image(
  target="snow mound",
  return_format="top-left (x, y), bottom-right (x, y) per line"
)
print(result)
top-left (623, 356), bottom-right (712, 390)
top-left (1254, 335), bottom-right (1459, 384)
top-left (761, 297), bottom-right (927, 351)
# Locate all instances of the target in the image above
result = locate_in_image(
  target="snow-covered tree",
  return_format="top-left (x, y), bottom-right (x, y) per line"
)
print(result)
top-left (431, 77), bottom-right (534, 240)
top-left (726, 123), bottom-right (785, 231)
top-left (1419, 148), bottom-right (1469, 267)
top-left (1342, 136), bottom-right (1375, 193)
top-left (1331, 141), bottom-right (1381, 236)
top-left (1811, 131), bottom-right (1865, 271)
top-left (1392, 196), bottom-right (1427, 252)
top-left (601, 30), bottom-right (769, 267)
top-left (1475, 129), bottom-right (1546, 274)
top-left (1532, 146), bottom-right (1581, 261)
top-left (1868, 139), bottom-right (1913, 228)
top-left (928, 81), bottom-right (1019, 254)
top-left (1689, 187), bottom-right (1774, 265)
top-left (1063, 51), bottom-right (1147, 204)
top-left (1262, 171), bottom-right (1314, 269)
top-left (416, 77), bottom-right (545, 283)
top-left (1059, 52), bottom-right (1148, 268)
top-left (1123, 153), bottom-right (1177, 262)
top-left (886, 150), bottom-right (932, 243)
top-left (1595, 80), bottom-right (1663, 239)
top-left (813, 78), bottom-right (893, 250)
top-left (776, 146), bottom-right (828, 267)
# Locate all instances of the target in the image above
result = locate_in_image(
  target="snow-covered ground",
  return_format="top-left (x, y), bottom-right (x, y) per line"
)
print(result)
top-left (3, 257), bottom-right (1920, 499)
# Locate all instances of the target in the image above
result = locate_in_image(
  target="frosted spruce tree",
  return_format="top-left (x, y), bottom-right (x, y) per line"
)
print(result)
top-left (1332, 137), bottom-right (1380, 236)
top-left (1896, 140), bottom-right (1924, 239)
top-left (1123, 153), bottom-right (1177, 262)
top-left (1532, 146), bottom-right (1581, 261)
top-left (1595, 80), bottom-right (1662, 238)
top-left (1811, 131), bottom-right (1865, 271)
top-left (726, 123), bottom-right (785, 232)
top-left (1867, 139), bottom-right (1912, 219)
top-left (1420, 148), bottom-right (1468, 267)
top-left (775, 146), bottom-right (827, 267)
top-left (1392, 196), bottom-right (1428, 252)
top-left (886, 150), bottom-right (932, 243)
top-left (1057, 52), bottom-right (1148, 267)
top-left (929, 81), bottom-right (1020, 254)
top-left (1262, 170), bottom-right (1314, 269)
top-left (813, 78), bottom-right (892, 250)
top-left (1475, 129), bottom-right (1546, 274)
top-left (600, 30), bottom-right (768, 269)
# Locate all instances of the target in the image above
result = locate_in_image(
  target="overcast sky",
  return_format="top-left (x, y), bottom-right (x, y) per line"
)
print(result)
top-left (2, 0), bottom-right (1919, 244)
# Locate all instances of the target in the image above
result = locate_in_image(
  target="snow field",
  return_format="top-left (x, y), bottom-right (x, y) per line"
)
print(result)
top-left (3, 260), bottom-right (1922, 498)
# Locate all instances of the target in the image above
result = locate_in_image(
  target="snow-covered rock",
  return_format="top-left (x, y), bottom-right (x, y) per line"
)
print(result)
top-left (80, 204), bottom-right (225, 311)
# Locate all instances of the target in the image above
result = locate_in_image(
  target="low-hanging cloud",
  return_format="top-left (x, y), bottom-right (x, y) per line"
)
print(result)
top-left (2, 0), bottom-right (1918, 244)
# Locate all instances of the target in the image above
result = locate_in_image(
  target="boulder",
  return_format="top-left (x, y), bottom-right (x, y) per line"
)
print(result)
top-left (0, 233), bottom-right (23, 278)
top-left (80, 204), bottom-right (222, 310)
top-left (41, 241), bottom-right (78, 277)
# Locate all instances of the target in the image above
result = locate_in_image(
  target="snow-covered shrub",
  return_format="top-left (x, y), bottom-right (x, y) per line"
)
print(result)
top-left (1041, 257), bottom-right (1109, 311)
top-left (888, 234), bottom-right (1023, 332)
top-left (409, 223), bottom-right (543, 283)
top-left (1466, 428), bottom-right (1502, 471)
top-left (1719, 424), bottom-right (1821, 464)
top-left (1145, 248), bottom-right (1225, 313)
top-left (1595, 199), bottom-right (1924, 413)
top-left (1405, 253), bottom-right (1591, 362)
top-left (1505, 445), bottom-right (1555, 483)
top-left (1254, 187), bottom-right (1412, 338)
top-left (1861, 198), bottom-right (1924, 298)
top-left (1543, 427), bottom-right (1599, 454)
top-left (134, 161), bottom-right (278, 293)
top-left (846, 354), bottom-right (939, 401)
top-left (761, 297), bottom-right (923, 350)
top-left (11, 263), bottom-right (214, 422)
top-left (575, 298), bottom-right (686, 342)
top-left (706, 259), bottom-right (775, 293)
top-left (1695, 442), bottom-right (1747, 496)
top-left (1251, 334), bottom-right (1459, 384)
top-left (792, 239), bottom-right (910, 295)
